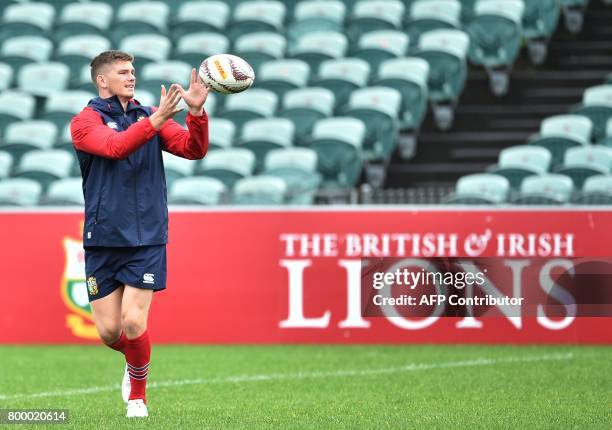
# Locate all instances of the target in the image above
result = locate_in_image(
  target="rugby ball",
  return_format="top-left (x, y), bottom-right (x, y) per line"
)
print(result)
top-left (199, 54), bottom-right (255, 94)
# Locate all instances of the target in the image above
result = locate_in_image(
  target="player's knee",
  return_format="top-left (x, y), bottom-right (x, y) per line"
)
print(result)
top-left (96, 321), bottom-right (122, 345)
top-left (121, 311), bottom-right (146, 336)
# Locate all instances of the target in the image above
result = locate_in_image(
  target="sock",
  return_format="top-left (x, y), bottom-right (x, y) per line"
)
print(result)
top-left (107, 332), bottom-right (127, 354)
top-left (124, 330), bottom-right (151, 402)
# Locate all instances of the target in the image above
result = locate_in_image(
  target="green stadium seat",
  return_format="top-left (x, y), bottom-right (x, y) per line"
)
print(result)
top-left (18, 62), bottom-right (70, 97)
top-left (556, 146), bottom-right (612, 189)
top-left (168, 176), bottom-right (227, 205)
top-left (140, 61), bottom-right (192, 95)
top-left (347, 0), bottom-right (405, 42)
top-left (55, 124), bottom-right (73, 151)
top-left (560, 0), bottom-right (588, 34)
top-left (134, 90), bottom-right (157, 108)
top-left (228, 1), bottom-right (287, 41)
top-left (257, 59), bottom-right (311, 98)
top-left (196, 148), bottom-right (255, 187)
top-left (309, 117), bottom-right (366, 187)
top-left (407, 0), bottom-right (461, 47)
top-left (0, 151), bottom-right (13, 179)
top-left (0, 90), bottom-right (35, 134)
top-left (113, 1), bottom-right (170, 44)
top-left (56, 35), bottom-right (111, 80)
top-left (414, 29), bottom-right (470, 130)
top-left (264, 147), bottom-right (321, 205)
top-left (43, 91), bottom-right (95, 129)
top-left (572, 85), bottom-right (612, 143)
top-left (467, 0), bottom-right (525, 96)
top-left (208, 118), bottom-right (236, 150)
top-left (0, 178), bottom-right (42, 206)
top-left (55, 2), bottom-right (113, 41)
top-left (217, 89), bottom-right (279, 133)
top-left (174, 32), bottom-right (230, 69)
top-left (290, 31), bottom-right (348, 71)
top-left (234, 32), bottom-right (287, 75)
top-left (279, 87), bottom-right (335, 143)
top-left (445, 173), bottom-right (510, 205)
top-left (316, 58), bottom-right (370, 109)
top-left (288, 0), bottom-right (346, 44)
top-left (602, 119), bottom-right (612, 147)
top-left (162, 151), bottom-right (197, 188)
top-left (119, 34), bottom-right (172, 68)
top-left (0, 63), bottom-right (13, 91)
top-left (1, 120), bottom-right (57, 162)
top-left (574, 175), bottom-right (612, 205)
top-left (0, 36), bottom-right (53, 73)
top-left (528, 114), bottom-right (592, 168)
top-left (232, 175), bottom-right (288, 205)
top-left (0, 2), bottom-right (55, 39)
top-left (13, 149), bottom-right (73, 190)
top-left (236, 118), bottom-right (295, 172)
top-left (512, 174), bottom-right (574, 205)
top-left (41, 177), bottom-right (84, 206)
top-left (521, 0), bottom-right (561, 65)
top-left (488, 145), bottom-right (552, 189)
top-left (353, 30), bottom-right (409, 72)
top-left (172, 1), bottom-right (230, 39)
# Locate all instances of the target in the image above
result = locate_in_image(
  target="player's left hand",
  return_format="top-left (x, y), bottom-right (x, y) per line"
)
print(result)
top-left (178, 68), bottom-right (209, 116)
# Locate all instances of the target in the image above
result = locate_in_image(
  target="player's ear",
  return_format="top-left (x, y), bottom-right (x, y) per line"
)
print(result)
top-left (96, 74), bottom-right (107, 89)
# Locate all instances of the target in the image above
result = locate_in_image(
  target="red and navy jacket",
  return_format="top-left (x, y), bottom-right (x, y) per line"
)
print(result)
top-left (71, 95), bottom-right (208, 247)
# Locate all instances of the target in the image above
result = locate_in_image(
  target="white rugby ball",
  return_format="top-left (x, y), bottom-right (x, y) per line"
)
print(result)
top-left (199, 54), bottom-right (255, 94)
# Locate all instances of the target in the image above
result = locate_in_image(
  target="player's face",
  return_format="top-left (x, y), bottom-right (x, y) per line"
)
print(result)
top-left (104, 61), bottom-right (136, 99)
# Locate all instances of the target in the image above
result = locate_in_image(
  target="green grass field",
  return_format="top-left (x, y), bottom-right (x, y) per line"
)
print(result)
top-left (0, 345), bottom-right (610, 429)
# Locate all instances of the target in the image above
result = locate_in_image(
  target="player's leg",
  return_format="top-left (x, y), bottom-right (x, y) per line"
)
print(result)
top-left (90, 286), bottom-right (125, 349)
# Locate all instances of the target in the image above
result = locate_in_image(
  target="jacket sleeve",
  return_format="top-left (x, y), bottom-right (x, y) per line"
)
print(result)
top-left (71, 107), bottom-right (158, 160)
top-left (154, 107), bottom-right (209, 160)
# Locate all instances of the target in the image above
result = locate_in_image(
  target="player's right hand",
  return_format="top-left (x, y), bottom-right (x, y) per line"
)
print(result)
top-left (150, 84), bottom-right (183, 130)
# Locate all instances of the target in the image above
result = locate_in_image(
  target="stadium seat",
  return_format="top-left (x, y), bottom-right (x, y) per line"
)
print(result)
top-left (528, 114), bottom-right (593, 167)
top-left (113, 1), bottom-right (170, 44)
top-left (55, 2), bottom-right (113, 42)
top-left (168, 176), bottom-right (227, 205)
top-left (511, 174), bottom-right (574, 205)
top-left (414, 29), bottom-right (470, 130)
top-left (602, 119), bottom-right (612, 147)
top-left (406, 0), bottom-right (462, 47)
top-left (556, 145), bottom-right (612, 188)
top-left (217, 89), bottom-right (279, 133)
top-left (119, 34), bottom-right (172, 68)
top-left (232, 175), bottom-right (288, 205)
top-left (467, 0), bottom-right (525, 96)
top-left (315, 58), bottom-right (370, 109)
top-left (488, 145), bottom-right (552, 190)
top-left (17, 62), bottom-right (70, 97)
top-left (445, 173), bottom-right (510, 205)
top-left (43, 91), bottom-right (95, 129)
top-left (228, 1), bottom-right (287, 41)
top-left (0, 36), bottom-right (53, 72)
top-left (290, 31), bottom-right (349, 71)
top-left (174, 32), bottom-right (231, 68)
top-left (1, 120), bottom-right (57, 162)
top-left (172, 1), bottom-right (230, 38)
top-left (196, 148), bottom-right (256, 187)
top-left (0, 151), bottom-right (13, 179)
top-left (560, 0), bottom-right (588, 34)
top-left (256, 59), bottom-right (311, 98)
top-left (0, 90), bottom-right (35, 134)
top-left (574, 175), bottom-right (612, 205)
top-left (572, 85), bottom-right (612, 143)
top-left (347, 0), bottom-right (405, 42)
top-left (0, 178), bottom-right (42, 206)
top-left (264, 147), bottom-right (321, 205)
top-left (234, 32), bottom-right (287, 75)
top-left (352, 30), bottom-right (409, 72)
top-left (13, 149), bottom-right (73, 190)
top-left (56, 35), bottom-right (111, 79)
top-left (162, 151), bottom-right (198, 188)
top-left (140, 61), bottom-right (192, 95)
top-left (0, 2), bottom-right (55, 39)
top-left (288, 0), bottom-right (346, 44)
top-left (41, 177), bottom-right (84, 206)
top-left (0, 63), bottom-right (13, 91)
top-left (521, 0), bottom-right (561, 65)
top-left (309, 117), bottom-right (366, 187)
top-left (236, 118), bottom-right (295, 172)
top-left (279, 87), bottom-right (335, 144)
top-left (208, 118), bottom-right (236, 150)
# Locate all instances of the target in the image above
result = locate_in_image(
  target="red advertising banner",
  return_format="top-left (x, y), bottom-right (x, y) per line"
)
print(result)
top-left (1, 208), bottom-right (611, 344)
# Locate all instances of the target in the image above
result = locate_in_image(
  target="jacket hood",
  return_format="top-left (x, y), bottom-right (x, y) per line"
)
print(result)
top-left (87, 95), bottom-right (148, 117)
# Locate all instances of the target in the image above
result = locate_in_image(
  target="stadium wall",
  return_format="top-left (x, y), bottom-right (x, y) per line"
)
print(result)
top-left (1, 208), bottom-right (611, 344)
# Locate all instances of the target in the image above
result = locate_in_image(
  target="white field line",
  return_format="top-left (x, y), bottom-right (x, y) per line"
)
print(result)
top-left (0, 352), bottom-right (575, 401)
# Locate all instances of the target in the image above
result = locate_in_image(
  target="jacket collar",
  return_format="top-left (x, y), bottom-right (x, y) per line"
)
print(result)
top-left (88, 95), bottom-right (147, 116)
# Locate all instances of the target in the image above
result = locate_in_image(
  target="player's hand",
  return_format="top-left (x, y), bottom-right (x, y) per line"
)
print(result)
top-left (178, 68), bottom-right (209, 117)
top-left (149, 84), bottom-right (183, 130)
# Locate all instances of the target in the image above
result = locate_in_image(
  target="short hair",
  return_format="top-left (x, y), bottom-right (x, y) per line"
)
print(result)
top-left (90, 50), bottom-right (134, 85)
